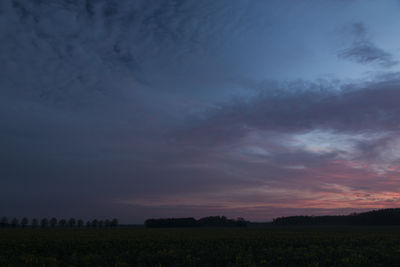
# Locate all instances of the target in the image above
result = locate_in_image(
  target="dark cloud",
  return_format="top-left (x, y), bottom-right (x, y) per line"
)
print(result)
top-left (338, 41), bottom-right (398, 67)
top-left (178, 77), bottom-right (400, 146)
top-left (172, 76), bottom-right (400, 197)
top-left (338, 23), bottom-right (398, 67)
top-left (0, 0), bottom-right (255, 106)
top-left (349, 22), bottom-right (367, 38)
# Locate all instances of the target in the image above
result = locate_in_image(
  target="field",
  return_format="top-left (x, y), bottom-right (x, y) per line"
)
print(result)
top-left (2, 226), bottom-right (400, 266)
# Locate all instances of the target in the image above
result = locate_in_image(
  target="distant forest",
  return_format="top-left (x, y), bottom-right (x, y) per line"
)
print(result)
top-left (272, 208), bottom-right (400, 225)
top-left (4, 208), bottom-right (400, 228)
top-left (145, 216), bottom-right (248, 228)
top-left (0, 217), bottom-right (118, 228)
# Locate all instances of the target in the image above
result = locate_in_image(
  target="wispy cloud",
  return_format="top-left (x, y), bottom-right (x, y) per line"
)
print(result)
top-left (177, 77), bottom-right (400, 145)
top-left (338, 23), bottom-right (398, 67)
top-left (338, 41), bottom-right (398, 67)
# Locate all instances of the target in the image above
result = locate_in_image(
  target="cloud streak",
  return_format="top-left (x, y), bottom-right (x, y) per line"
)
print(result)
top-left (338, 42), bottom-right (398, 67)
top-left (338, 23), bottom-right (398, 67)
top-left (179, 77), bottom-right (400, 143)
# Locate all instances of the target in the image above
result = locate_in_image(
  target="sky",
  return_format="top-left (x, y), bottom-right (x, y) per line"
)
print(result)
top-left (2, 0), bottom-right (400, 223)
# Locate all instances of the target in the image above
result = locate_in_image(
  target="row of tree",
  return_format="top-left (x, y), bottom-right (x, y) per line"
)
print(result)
top-left (272, 208), bottom-right (400, 225)
top-left (0, 217), bottom-right (118, 228)
top-left (145, 216), bottom-right (248, 228)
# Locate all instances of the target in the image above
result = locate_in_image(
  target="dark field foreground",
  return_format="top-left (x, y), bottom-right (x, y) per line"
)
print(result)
top-left (2, 226), bottom-right (400, 266)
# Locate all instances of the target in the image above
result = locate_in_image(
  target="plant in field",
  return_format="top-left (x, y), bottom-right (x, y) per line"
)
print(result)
top-left (21, 217), bottom-right (29, 228)
top-left (2, 227), bottom-right (400, 266)
top-left (50, 218), bottom-right (57, 228)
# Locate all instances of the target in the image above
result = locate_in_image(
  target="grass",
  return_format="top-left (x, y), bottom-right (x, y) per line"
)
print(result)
top-left (2, 226), bottom-right (400, 266)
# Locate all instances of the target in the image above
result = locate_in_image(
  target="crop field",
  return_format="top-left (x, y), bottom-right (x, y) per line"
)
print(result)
top-left (2, 226), bottom-right (400, 266)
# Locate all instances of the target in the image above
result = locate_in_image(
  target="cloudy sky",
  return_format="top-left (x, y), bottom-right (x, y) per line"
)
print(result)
top-left (2, 0), bottom-right (400, 223)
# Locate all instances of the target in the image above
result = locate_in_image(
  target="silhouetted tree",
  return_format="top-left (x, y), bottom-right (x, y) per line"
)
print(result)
top-left (98, 220), bottom-right (104, 228)
top-left (58, 219), bottom-right (66, 227)
top-left (85, 221), bottom-right (91, 227)
top-left (236, 217), bottom-right (247, 227)
top-left (145, 216), bottom-right (247, 228)
top-left (91, 219), bottom-right (98, 227)
top-left (21, 217), bottom-right (29, 228)
top-left (0, 217), bottom-right (8, 228)
top-left (272, 208), bottom-right (400, 226)
top-left (11, 218), bottom-right (19, 227)
top-left (31, 218), bottom-right (38, 228)
top-left (197, 216), bottom-right (242, 227)
top-left (105, 219), bottom-right (111, 227)
top-left (50, 217), bottom-right (57, 228)
top-left (40, 218), bottom-right (48, 228)
top-left (68, 218), bottom-right (76, 227)
top-left (77, 219), bottom-right (84, 227)
top-left (145, 218), bottom-right (197, 228)
top-left (111, 218), bottom-right (118, 227)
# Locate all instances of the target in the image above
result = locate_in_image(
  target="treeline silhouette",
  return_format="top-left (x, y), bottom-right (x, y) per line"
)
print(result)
top-left (0, 217), bottom-right (118, 228)
top-left (272, 208), bottom-right (400, 225)
top-left (145, 216), bottom-right (247, 228)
